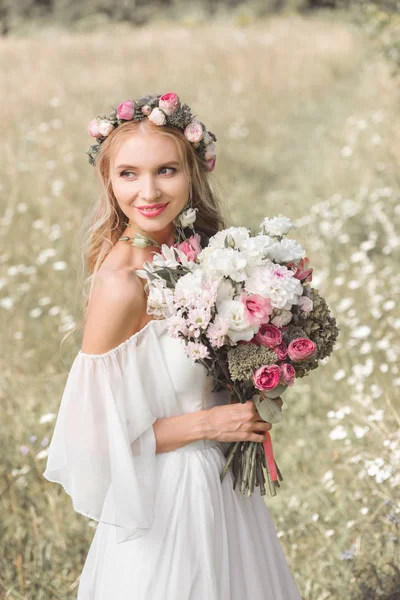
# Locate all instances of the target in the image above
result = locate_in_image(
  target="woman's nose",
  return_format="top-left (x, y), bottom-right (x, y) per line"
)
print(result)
top-left (139, 175), bottom-right (160, 202)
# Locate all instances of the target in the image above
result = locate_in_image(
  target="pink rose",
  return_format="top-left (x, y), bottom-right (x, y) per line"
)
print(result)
top-left (240, 291), bottom-right (273, 326)
top-left (280, 363), bottom-right (295, 386)
top-left (117, 100), bottom-right (134, 120)
top-left (159, 92), bottom-right (180, 116)
top-left (254, 323), bottom-right (282, 349)
top-left (287, 338), bottom-right (317, 362)
top-left (88, 118), bottom-right (102, 138)
top-left (205, 156), bottom-right (216, 172)
top-left (274, 341), bottom-right (288, 360)
top-left (141, 105), bottom-right (152, 116)
top-left (175, 233), bottom-right (202, 262)
top-left (148, 107), bottom-right (166, 126)
top-left (253, 364), bottom-right (281, 391)
top-left (184, 119), bottom-right (204, 143)
top-left (286, 257), bottom-right (313, 283)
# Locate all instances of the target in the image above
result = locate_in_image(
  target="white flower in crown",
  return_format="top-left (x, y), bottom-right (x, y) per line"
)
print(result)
top-left (179, 207), bottom-right (198, 228)
top-left (98, 119), bottom-right (114, 136)
top-left (184, 119), bottom-right (204, 143)
top-left (148, 107), bottom-right (167, 126)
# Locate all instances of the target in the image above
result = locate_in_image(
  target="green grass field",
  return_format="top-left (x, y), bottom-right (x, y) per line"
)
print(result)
top-left (0, 11), bottom-right (399, 599)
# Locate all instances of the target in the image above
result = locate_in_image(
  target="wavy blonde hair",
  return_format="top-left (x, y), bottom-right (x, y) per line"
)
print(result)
top-left (61, 117), bottom-right (228, 351)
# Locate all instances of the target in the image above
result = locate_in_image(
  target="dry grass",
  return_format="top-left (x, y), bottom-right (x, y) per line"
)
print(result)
top-left (0, 13), bottom-right (399, 599)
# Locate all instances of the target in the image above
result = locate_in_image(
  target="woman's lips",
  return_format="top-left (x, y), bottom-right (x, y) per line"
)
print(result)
top-left (136, 203), bottom-right (168, 218)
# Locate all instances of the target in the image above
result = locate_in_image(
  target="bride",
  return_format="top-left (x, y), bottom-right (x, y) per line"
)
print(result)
top-left (43, 92), bottom-right (302, 599)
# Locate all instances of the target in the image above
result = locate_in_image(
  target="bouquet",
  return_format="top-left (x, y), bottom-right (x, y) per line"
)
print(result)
top-left (135, 213), bottom-right (339, 498)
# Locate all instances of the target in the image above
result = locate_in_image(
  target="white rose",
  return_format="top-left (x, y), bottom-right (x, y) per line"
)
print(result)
top-left (216, 299), bottom-right (259, 343)
top-left (297, 296), bottom-right (313, 312)
top-left (216, 278), bottom-right (236, 303)
top-left (270, 308), bottom-right (293, 327)
top-left (260, 215), bottom-right (295, 237)
top-left (148, 107), bottom-right (167, 126)
top-left (205, 142), bottom-right (216, 160)
top-left (98, 119), bottom-right (114, 137)
top-left (179, 207), bottom-right (198, 227)
top-left (184, 119), bottom-right (204, 143)
top-left (203, 131), bottom-right (212, 145)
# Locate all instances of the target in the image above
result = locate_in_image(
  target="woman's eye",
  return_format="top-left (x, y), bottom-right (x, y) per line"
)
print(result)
top-left (120, 167), bottom-right (176, 178)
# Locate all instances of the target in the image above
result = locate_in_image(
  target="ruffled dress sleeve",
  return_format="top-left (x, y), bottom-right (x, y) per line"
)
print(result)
top-left (42, 322), bottom-right (160, 544)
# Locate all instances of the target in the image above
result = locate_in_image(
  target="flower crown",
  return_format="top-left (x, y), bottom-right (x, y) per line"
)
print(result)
top-left (87, 92), bottom-right (217, 171)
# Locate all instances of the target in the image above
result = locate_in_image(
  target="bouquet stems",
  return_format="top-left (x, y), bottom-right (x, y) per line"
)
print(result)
top-left (219, 392), bottom-right (284, 497)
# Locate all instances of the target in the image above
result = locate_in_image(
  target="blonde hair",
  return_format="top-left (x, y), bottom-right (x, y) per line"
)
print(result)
top-left (61, 118), bottom-right (228, 350)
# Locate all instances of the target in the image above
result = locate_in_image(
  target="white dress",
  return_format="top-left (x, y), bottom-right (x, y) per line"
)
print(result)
top-left (43, 317), bottom-right (302, 600)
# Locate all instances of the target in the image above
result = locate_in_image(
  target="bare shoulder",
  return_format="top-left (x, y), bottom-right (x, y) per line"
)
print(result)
top-left (81, 268), bottom-right (148, 355)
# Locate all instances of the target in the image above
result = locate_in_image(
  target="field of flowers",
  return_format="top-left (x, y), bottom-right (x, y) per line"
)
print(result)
top-left (0, 12), bottom-right (399, 599)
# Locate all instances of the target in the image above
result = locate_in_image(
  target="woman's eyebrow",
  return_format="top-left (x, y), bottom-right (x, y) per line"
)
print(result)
top-left (115, 161), bottom-right (180, 169)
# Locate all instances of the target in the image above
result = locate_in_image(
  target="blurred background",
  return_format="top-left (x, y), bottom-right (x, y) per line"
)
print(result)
top-left (0, 1), bottom-right (399, 598)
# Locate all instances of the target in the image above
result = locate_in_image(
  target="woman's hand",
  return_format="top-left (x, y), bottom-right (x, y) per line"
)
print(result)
top-left (205, 399), bottom-right (276, 444)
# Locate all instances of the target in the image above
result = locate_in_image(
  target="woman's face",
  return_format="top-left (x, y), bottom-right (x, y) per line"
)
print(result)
top-left (110, 128), bottom-right (190, 243)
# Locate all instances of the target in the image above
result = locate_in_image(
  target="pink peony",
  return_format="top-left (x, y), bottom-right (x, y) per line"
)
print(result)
top-left (117, 100), bottom-right (135, 120)
top-left (254, 323), bottom-right (282, 349)
top-left (88, 118), bottom-right (102, 138)
top-left (240, 291), bottom-right (273, 326)
top-left (274, 340), bottom-right (288, 360)
top-left (159, 92), bottom-right (180, 116)
top-left (280, 363), bottom-right (296, 386)
top-left (253, 364), bottom-right (281, 391)
top-left (184, 119), bottom-right (204, 143)
top-left (287, 338), bottom-right (317, 362)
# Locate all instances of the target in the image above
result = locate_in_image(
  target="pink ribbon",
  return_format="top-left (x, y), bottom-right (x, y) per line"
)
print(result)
top-left (263, 431), bottom-right (277, 481)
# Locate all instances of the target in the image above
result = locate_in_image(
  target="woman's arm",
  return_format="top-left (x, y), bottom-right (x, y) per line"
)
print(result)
top-left (152, 410), bottom-right (210, 454)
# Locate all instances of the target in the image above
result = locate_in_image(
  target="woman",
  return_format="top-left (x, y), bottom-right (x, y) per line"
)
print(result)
top-left (43, 93), bottom-right (302, 599)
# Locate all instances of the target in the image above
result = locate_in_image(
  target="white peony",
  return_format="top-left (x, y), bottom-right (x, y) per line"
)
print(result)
top-left (207, 227), bottom-right (250, 251)
top-left (205, 247), bottom-right (248, 282)
top-left (98, 119), bottom-right (114, 137)
top-left (265, 238), bottom-right (306, 263)
top-left (216, 299), bottom-right (259, 343)
top-left (148, 107), bottom-right (167, 126)
top-left (175, 268), bottom-right (206, 297)
top-left (260, 215), bottom-right (295, 237)
top-left (245, 259), bottom-right (303, 310)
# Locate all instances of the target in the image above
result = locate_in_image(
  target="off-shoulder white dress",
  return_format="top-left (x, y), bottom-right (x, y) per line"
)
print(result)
top-left (43, 318), bottom-right (302, 599)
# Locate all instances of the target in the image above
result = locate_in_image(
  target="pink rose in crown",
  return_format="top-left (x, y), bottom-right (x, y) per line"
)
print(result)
top-left (280, 363), bottom-right (296, 386)
top-left (287, 257), bottom-right (313, 283)
top-left (159, 93), bottom-right (180, 116)
top-left (274, 340), bottom-right (288, 360)
top-left (287, 338), bottom-right (317, 362)
top-left (253, 364), bottom-right (281, 391)
top-left (142, 105), bottom-right (152, 116)
top-left (240, 291), bottom-right (273, 326)
top-left (88, 118), bottom-right (102, 138)
top-left (184, 119), bottom-right (204, 143)
top-left (254, 323), bottom-right (282, 349)
top-left (175, 233), bottom-right (202, 262)
top-left (206, 156), bottom-right (216, 172)
top-left (117, 100), bottom-right (135, 120)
